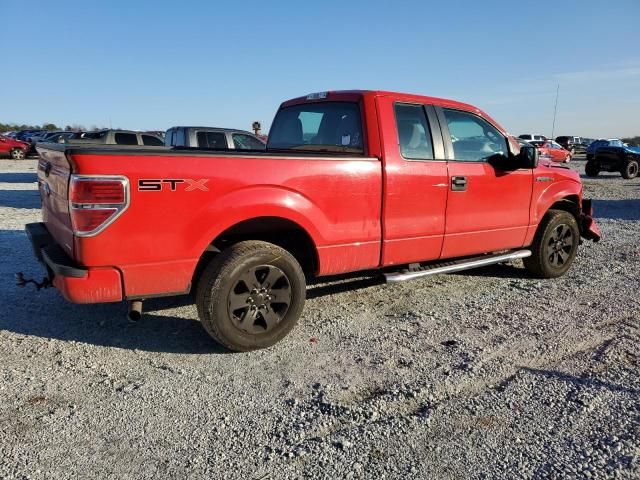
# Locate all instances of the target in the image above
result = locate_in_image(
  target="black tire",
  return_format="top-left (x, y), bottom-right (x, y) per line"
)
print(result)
top-left (584, 161), bottom-right (600, 177)
top-left (10, 148), bottom-right (26, 160)
top-left (524, 210), bottom-right (580, 279)
top-left (621, 160), bottom-right (639, 180)
top-left (196, 240), bottom-right (306, 351)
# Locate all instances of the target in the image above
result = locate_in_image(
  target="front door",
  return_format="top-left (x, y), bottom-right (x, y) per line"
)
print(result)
top-left (438, 107), bottom-right (533, 258)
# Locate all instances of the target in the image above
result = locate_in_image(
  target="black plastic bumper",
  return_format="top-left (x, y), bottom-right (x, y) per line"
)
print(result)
top-left (25, 222), bottom-right (87, 278)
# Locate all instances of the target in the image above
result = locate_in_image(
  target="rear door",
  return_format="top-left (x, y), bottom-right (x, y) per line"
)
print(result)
top-left (379, 97), bottom-right (449, 266)
top-left (438, 107), bottom-right (533, 258)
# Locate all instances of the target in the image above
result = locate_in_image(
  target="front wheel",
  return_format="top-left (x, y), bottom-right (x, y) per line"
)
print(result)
top-left (196, 240), bottom-right (306, 351)
top-left (524, 210), bottom-right (580, 279)
top-left (10, 148), bottom-right (26, 160)
top-left (621, 160), bottom-right (639, 179)
top-left (585, 161), bottom-right (600, 177)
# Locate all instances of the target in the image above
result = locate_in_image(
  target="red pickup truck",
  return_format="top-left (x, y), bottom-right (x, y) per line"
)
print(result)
top-left (27, 90), bottom-right (600, 351)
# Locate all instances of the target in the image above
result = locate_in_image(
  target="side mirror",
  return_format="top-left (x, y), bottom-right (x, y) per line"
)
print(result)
top-left (518, 145), bottom-right (538, 168)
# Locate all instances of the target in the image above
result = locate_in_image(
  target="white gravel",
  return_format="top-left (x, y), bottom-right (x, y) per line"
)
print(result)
top-left (0, 157), bottom-right (638, 479)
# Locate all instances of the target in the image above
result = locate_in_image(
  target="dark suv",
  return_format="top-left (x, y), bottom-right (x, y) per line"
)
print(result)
top-left (555, 136), bottom-right (587, 154)
top-left (586, 145), bottom-right (640, 179)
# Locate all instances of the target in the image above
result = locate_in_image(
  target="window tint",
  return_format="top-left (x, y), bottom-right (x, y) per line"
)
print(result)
top-left (196, 131), bottom-right (227, 149)
top-left (175, 128), bottom-right (185, 146)
top-left (442, 109), bottom-right (508, 162)
top-left (394, 103), bottom-right (434, 160)
top-left (142, 135), bottom-right (164, 146)
top-left (114, 133), bottom-right (138, 145)
top-left (232, 133), bottom-right (266, 150)
top-left (268, 102), bottom-right (363, 153)
top-left (164, 129), bottom-right (174, 146)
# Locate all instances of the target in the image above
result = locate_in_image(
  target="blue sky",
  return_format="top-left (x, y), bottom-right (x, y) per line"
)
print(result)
top-left (2, 0), bottom-right (639, 137)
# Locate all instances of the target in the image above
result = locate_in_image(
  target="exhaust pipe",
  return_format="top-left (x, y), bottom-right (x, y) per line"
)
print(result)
top-left (128, 300), bottom-right (143, 322)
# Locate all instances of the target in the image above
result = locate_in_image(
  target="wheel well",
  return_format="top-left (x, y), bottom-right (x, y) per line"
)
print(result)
top-left (197, 217), bottom-right (318, 279)
top-left (548, 196), bottom-right (580, 219)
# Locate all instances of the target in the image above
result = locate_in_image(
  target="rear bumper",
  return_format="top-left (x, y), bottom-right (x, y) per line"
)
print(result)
top-left (25, 222), bottom-right (123, 303)
top-left (580, 199), bottom-right (601, 242)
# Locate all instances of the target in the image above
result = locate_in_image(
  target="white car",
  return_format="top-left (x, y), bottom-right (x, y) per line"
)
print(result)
top-left (519, 134), bottom-right (547, 143)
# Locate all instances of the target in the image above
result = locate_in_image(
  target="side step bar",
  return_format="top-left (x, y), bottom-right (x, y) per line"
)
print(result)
top-left (385, 250), bottom-right (531, 283)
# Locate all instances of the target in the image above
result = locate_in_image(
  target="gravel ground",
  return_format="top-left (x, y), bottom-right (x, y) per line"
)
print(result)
top-left (0, 157), bottom-right (638, 479)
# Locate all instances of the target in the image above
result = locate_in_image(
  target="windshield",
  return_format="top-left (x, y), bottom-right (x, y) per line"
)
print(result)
top-left (268, 102), bottom-right (363, 153)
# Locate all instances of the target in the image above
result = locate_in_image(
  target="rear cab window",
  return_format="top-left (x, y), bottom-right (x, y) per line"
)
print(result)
top-left (267, 102), bottom-right (363, 153)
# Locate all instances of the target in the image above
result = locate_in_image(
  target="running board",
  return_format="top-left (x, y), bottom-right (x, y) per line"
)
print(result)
top-left (384, 250), bottom-right (531, 283)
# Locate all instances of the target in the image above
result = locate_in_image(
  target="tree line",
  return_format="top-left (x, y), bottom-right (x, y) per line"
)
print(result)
top-left (0, 122), bottom-right (107, 132)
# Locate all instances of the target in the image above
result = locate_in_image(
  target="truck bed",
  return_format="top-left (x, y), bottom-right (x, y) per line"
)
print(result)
top-left (36, 143), bottom-right (383, 298)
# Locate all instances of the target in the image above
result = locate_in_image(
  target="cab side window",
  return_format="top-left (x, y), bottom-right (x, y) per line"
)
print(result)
top-left (442, 109), bottom-right (508, 162)
top-left (394, 103), bottom-right (434, 160)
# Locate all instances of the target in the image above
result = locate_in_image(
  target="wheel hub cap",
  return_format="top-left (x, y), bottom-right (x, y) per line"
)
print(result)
top-left (547, 223), bottom-right (575, 268)
top-left (228, 265), bottom-right (292, 334)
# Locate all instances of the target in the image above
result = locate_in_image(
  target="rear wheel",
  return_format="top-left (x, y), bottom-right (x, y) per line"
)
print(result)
top-left (10, 148), bottom-right (25, 160)
top-left (524, 210), bottom-right (579, 279)
top-left (196, 240), bottom-right (306, 351)
top-left (585, 161), bottom-right (600, 177)
top-left (621, 160), bottom-right (639, 179)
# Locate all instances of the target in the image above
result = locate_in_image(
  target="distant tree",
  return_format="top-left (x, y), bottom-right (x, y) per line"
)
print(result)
top-left (42, 123), bottom-right (59, 131)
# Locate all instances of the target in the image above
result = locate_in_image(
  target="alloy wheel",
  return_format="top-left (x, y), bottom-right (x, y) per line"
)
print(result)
top-left (227, 265), bottom-right (292, 334)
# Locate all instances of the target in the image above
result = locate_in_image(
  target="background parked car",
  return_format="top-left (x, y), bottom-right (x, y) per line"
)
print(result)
top-left (586, 138), bottom-right (624, 160)
top-left (519, 134), bottom-right (547, 143)
top-left (555, 136), bottom-right (587, 154)
top-left (164, 127), bottom-right (266, 150)
top-left (39, 131), bottom-right (75, 143)
top-left (530, 140), bottom-right (572, 163)
top-left (63, 129), bottom-right (164, 146)
top-left (0, 135), bottom-right (30, 159)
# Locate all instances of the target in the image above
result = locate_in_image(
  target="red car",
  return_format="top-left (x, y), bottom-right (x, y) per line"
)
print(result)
top-left (0, 135), bottom-right (29, 159)
top-left (26, 90), bottom-right (600, 351)
top-left (531, 140), bottom-right (572, 163)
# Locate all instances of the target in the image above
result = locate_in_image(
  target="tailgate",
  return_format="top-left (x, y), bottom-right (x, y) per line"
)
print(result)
top-left (37, 146), bottom-right (74, 255)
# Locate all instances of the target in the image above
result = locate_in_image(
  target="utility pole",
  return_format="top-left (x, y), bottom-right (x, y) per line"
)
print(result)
top-left (551, 84), bottom-right (559, 139)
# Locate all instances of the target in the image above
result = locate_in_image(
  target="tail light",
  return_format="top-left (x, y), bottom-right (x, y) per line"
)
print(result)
top-left (69, 175), bottom-right (129, 236)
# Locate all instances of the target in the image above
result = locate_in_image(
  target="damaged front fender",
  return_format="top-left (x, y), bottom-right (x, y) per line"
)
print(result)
top-left (580, 199), bottom-right (601, 242)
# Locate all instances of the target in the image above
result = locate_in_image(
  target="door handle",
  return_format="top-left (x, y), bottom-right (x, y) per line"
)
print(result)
top-left (451, 176), bottom-right (467, 191)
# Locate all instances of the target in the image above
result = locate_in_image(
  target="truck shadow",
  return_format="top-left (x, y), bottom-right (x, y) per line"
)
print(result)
top-left (594, 199), bottom-right (640, 221)
top-left (0, 230), bottom-right (227, 354)
top-left (0, 172), bottom-right (38, 183)
top-left (0, 190), bottom-right (41, 209)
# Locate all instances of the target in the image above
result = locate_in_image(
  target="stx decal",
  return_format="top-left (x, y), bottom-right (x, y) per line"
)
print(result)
top-left (138, 179), bottom-right (209, 192)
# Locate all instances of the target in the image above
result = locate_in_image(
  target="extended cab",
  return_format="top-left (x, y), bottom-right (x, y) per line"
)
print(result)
top-left (27, 90), bottom-right (600, 351)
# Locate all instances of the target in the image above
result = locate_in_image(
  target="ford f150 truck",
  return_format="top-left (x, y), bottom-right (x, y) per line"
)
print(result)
top-left (27, 90), bottom-right (600, 351)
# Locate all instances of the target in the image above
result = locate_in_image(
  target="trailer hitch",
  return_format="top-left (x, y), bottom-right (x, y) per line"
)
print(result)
top-left (15, 272), bottom-right (52, 290)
